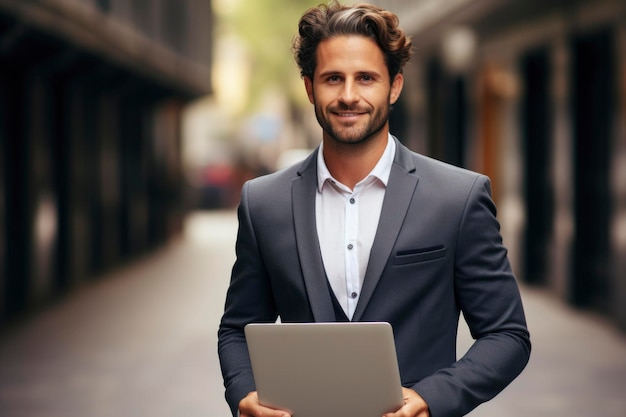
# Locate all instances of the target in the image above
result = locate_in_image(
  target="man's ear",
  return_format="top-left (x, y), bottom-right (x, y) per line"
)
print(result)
top-left (390, 73), bottom-right (404, 105)
top-left (304, 76), bottom-right (314, 104)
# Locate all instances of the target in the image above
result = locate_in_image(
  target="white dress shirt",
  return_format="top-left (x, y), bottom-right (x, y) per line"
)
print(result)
top-left (315, 134), bottom-right (395, 319)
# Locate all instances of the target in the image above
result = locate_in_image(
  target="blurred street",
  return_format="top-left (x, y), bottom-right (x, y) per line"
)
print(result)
top-left (0, 210), bottom-right (625, 417)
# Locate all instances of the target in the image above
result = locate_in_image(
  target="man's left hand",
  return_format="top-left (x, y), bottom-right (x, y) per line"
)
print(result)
top-left (383, 387), bottom-right (430, 417)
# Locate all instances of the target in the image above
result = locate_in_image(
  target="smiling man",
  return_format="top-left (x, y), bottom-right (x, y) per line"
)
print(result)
top-left (305, 34), bottom-right (403, 190)
top-left (218, 2), bottom-right (531, 417)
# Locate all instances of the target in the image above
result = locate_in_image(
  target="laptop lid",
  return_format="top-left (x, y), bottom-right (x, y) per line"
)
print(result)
top-left (244, 322), bottom-right (404, 417)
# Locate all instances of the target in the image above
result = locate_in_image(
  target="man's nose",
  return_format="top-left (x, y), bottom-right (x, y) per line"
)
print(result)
top-left (339, 79), bottom-right (359, 104)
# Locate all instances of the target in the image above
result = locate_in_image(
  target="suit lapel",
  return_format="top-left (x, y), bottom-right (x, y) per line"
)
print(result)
top-left (292, 149), bottom-right (336, 322)
top-left (352, 141), bottom-right (419, 321)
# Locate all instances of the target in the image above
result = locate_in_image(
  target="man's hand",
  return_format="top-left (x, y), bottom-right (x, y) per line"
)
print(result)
top-left (239, 388), bottom-right (427, 417)
top-left (238, 391), bottom-right (291, 417)
top-left (383, 387), bottom-right (430, 417)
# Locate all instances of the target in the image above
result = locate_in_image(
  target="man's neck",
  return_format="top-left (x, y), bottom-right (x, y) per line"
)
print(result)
top-left (322, 132), bottom-right (389, 190)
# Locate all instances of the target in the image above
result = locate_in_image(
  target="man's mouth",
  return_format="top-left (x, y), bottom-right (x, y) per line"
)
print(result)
top-left (332, 109), bottom-right (367, 119)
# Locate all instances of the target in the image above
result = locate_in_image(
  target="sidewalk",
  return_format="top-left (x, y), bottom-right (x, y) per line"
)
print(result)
top-left (0, 210), bottom-right (625, 417)
top-left (463, 286), bottom-right (626, 417)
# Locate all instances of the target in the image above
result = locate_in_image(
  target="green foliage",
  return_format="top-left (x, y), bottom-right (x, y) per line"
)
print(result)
top-left (227, 0), bottom-right (322, 109)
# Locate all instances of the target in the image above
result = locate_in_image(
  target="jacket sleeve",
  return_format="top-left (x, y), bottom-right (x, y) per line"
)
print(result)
top-left (217, 181), bottom-right (278, 417)
top-left (412, 175), bottom-right (531, 417)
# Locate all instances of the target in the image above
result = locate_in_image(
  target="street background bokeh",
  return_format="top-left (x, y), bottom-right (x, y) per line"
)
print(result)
top-left (0, 1), bottom-right (625, 416)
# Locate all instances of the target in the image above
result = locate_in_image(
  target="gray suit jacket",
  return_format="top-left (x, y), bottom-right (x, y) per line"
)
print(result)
top-left (218, 139), bottom-right (531, 417)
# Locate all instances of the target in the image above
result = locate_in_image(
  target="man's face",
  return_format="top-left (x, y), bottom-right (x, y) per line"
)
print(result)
top-left (304, 35), bottom-right (403, 146)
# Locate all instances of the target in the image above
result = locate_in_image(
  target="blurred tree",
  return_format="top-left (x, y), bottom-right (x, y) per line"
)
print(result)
top-left (226, 0), bottom-right (320, 111)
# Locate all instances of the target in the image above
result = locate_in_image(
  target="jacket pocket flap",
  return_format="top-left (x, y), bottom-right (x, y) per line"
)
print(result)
top-left (393, 245), bottom-right (446, 265)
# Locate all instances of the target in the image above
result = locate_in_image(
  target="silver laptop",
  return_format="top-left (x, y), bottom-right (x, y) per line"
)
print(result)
top-left (244, 322), bottom-right (404, 417)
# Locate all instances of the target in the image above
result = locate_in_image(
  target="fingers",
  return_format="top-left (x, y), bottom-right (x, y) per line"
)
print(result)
top-left (239, 392), bottom-right (291, 417)
top-left (382, 388), bottom-right (430, 417)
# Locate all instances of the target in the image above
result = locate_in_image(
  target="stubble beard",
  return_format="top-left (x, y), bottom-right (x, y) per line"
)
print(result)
top-left (314, 98), bottom-right (391, 146)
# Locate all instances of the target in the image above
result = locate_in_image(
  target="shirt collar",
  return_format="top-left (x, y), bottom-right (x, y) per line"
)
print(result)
top-left (317, 134), bottom-right (396, 192)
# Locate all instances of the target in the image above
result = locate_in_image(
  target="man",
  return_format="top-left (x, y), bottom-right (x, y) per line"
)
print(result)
top-left (218, 2), bottom-right (531, 417)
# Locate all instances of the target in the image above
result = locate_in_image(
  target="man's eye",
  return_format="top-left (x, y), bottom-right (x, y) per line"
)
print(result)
top-left (328, 75), bottom-right (341, 83)
top-left (360, 74), bottom-right (374, 82)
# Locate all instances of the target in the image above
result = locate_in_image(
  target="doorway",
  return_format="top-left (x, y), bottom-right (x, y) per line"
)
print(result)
top-left (520, 47), bottom-right (553, 286)
top-left (570, 28), bottom-right (613, 313)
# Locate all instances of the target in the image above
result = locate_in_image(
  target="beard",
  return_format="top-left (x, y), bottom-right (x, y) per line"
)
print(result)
top-left (313, 96), bottom-right (391, 146)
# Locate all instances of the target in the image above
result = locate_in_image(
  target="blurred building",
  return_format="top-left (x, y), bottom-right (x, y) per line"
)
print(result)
top-left (370, 0), bottom-right (626, 329)
top-left (0, 0), bottom-right (213, 327)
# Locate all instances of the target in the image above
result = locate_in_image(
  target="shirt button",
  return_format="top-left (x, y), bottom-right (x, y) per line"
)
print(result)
top-left (349, 197), bottom-right (355, 204)
top-left (350, 292), bottom-right (358, 298)
top-left (347, 244), bottom-right (354, 250)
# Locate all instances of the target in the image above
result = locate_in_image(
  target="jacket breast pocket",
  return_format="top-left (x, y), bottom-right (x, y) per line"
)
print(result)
top-left (393, 245), bottom-right (447, 265)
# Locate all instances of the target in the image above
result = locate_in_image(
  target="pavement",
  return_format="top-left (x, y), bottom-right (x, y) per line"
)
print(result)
top-left (0, 210), bottom-right (625, 417)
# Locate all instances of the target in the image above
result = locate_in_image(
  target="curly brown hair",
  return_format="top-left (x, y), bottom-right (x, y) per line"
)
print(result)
top-left (292, 1), bottom-right (412, 81)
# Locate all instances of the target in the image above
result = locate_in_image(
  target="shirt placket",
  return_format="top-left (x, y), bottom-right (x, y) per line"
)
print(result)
top-left (344, 191), bottom-right (359, 319)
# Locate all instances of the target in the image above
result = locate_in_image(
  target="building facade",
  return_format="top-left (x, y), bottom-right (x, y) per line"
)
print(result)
top-left (0, 0), bottom-right (213, 327)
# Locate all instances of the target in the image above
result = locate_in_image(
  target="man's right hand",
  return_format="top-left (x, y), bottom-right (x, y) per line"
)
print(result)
top-left (239, 391), bottom-right (291, 417)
